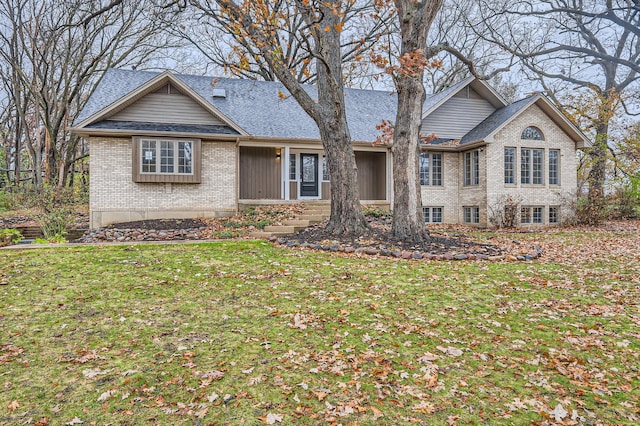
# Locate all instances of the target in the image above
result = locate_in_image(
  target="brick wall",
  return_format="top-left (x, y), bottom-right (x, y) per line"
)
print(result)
top-left (420, 152), bottom-right (459, 223)
top-left (420, 104), bottom-right (578, 227)
top-left (90, 137), bottom-right (237, 228)
top-left (485, 104), bottom-right (578, 226)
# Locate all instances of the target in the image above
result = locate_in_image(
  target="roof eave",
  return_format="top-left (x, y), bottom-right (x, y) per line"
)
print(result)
top-left (68, 126), bottom-right (242, 141)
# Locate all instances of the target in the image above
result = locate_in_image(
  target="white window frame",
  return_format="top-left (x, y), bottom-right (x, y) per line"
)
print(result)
top-left (463, 150), bottom-right (480, 187)
top-left (423, 206), bottom-right (443, 223)
top-left (549, 149), bottom-right (560, 185)
top-left (420, 152), bottom-right (443, 186)
top-left (463, 206), bottom-right (480, 224)
top-left (504, 147), bottom-right (516, 185)
top-left (140, 138), bottom-right (194, 176)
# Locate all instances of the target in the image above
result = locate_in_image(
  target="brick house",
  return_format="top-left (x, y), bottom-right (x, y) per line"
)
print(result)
top-left (70, 69), bottom-right (588, 229)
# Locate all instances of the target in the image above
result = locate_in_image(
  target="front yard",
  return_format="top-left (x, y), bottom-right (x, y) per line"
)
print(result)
top-left (1, 224), bottom-right (639, 425)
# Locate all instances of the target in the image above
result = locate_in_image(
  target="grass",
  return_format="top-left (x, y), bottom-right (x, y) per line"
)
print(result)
top-left (1, 229), bottom-right (639, 425)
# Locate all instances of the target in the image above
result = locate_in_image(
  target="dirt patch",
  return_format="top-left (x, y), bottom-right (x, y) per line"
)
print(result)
top-left (105, 218), bottom-right (208, 230)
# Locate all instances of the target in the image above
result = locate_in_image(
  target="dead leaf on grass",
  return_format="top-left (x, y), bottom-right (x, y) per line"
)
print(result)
top-left (436, 346), bottom-right (464, 357)
top-left (7, 400), bottom-right (19, 413)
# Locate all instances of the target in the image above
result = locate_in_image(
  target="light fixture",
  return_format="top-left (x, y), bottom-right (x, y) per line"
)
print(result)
top-left (275, 149), bottom-right (281, 159)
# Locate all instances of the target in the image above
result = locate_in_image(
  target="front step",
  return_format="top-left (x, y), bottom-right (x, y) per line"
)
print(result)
top-left (264, 225), bottom-right (307, 234)
top-left (283, 219), bottom-right (313, 226)
top-left (297, 214), bottom-right (329, 222)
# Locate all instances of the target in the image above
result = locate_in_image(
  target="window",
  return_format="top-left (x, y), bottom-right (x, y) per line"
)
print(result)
top-left (322, 156), bottom-right (329, 181)
top-left (463, 150), bottom-right (479, 186)
top-left (521, 126), bottom-right (544, 140)
top-left (521, 148), bottom-right (544, 185)
top-left (419, 153), bottom-right (443, 186)
top-left (549, 150), bottom-right (559, 185)
top-left (521, 207), bottom-right (544, 224)
top-left (549, 206), bottom-right (559, 224)
top-left (504, 147), bottom-right (515, 184)
top-left (133, 137), bottom-right (201, 183)
top-left (289, 154), bottom-right (297, 180)
top-left (463, 206), bottom-right (480, 224)
top-left (532, 207), bottom-right (543, 224)
top-left (423, 207), bottom-right (443, 223)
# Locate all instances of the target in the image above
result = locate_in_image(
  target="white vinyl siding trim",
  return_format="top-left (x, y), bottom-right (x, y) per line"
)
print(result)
top-left (111, 93), bottom-right (225, 126)
top-left (420, 97), bottom-right (496, 140)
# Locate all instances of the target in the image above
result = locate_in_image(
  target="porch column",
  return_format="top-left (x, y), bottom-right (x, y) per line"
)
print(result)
top-left (283, 146), bottom-right (290, 200)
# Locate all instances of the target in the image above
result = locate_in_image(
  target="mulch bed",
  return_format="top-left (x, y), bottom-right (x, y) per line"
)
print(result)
top-left (274, 216), bottom-right (525, 260)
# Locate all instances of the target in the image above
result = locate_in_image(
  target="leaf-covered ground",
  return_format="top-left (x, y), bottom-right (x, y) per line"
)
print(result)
top-left (1, 225), bottom-right (639, 425)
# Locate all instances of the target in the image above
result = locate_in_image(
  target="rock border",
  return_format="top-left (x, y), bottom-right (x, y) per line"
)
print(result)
top-left (272, 236), bottom-right (544, 262)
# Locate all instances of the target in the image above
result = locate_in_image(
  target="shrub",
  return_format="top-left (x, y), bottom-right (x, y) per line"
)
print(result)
top-left (0, 228), bottom-right (23, 246)
top-left (488, 195), bottom-right (522, 228)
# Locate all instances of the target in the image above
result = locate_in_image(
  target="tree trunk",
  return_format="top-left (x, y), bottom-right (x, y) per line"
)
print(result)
top-left (313, 3), bottom-right (367, 235)
top-left (390, 0), bottom-right (443, 242)
top-left (319, 120), bottom-right (368, 234)
top-left (392, 76), bottom-right (428, 241)
top-left (587, 122), bottom-right (609, 203)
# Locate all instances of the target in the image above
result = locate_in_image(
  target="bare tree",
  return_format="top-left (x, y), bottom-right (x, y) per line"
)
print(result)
top-left (0, 0), bottom-right (179, 187)
top-left (174, 1), bottom-right (393, 86)
top-left (471, 0), bottom-right (640, 205)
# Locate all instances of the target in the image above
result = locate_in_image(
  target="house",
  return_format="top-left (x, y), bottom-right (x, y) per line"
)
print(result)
top-left (70, 69), bottom-right (589, 229)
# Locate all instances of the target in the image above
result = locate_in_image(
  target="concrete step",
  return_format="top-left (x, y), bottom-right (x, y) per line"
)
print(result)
top-left (283, 219), bottom-right (313, 226)
top-left (297, 214), bottom-right (328, 222)
top-left (250, 231), bottom-right (273, 239)
top-left (263, 225), bottom-right (306, 234)
top-left (303, 206), bottom-right (331, 213)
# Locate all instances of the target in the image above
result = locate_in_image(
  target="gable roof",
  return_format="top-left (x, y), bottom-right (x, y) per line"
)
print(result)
top-left (75, 70), bottom-right (246, 136)
top-left (421, 76), bottom-right (507, 119)
top-left (74, 68), bottom-right (398, 142)
top-left (459, 94), bottom-right (590, 148)
top-left (74, 69), bottom-right (589, 149)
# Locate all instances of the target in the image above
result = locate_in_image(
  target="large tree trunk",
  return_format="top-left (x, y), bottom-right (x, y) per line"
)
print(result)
top-left (392, 76), bottom-right (428, 241)
top-left (390, 0), bottom-right (443, 242)
top-left (313, 3), bottom-right (367, 235)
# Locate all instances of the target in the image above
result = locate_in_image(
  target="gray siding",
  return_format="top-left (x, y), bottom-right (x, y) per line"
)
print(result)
top-left (421, 97), bottom-right (496, 140)
top-left (111, 93), bottom-right (225, 126)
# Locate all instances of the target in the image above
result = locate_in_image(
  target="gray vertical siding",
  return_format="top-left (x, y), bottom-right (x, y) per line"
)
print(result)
top-left (421, 96), bottom-right (496, 140)
top-left (239, 147), bottom-right (281, 199)
top-left (111, 93), bottom-right (225, 126)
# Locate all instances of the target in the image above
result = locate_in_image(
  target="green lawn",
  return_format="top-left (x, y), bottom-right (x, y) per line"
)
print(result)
top-left (1, 232), bottom-right (638, 425)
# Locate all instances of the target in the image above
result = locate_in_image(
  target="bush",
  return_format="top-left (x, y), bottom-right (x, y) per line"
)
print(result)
top-left (488, 195), bottom-right (522, 228)
top-left (0, 191), bottom-right (8, 211)
top-left (0, 228), bottom-right (23, 246)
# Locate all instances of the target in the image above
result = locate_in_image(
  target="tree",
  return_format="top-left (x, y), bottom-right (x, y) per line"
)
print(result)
top-left (387, 0), bottom-right (443, 241)
top-left (0, 0), bottom-right (178, 187)
top-left (192, 0), bottom-right (368, 235)
top-left (173, 1), bottom-right (393, 86)
top-left (471, 0), bottom-right (640, 206)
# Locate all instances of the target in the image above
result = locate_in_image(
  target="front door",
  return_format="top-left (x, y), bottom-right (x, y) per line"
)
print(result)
top-left (300, 153), bottom-right (319, 197)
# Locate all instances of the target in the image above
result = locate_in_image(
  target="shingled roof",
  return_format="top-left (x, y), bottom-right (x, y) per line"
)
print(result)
top-left (76, 68), bottom-right (398, 142)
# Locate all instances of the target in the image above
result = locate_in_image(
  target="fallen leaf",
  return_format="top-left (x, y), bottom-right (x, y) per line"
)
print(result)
top-left (436, 346), bottom-right (464, 357)
top-left (265, 412), bottom-right (283, 424)
top-left (548, 403), bottom-right (568, 422)
top-left (97, 390), bottom-right (115, 402)
top-left (371, 406), bottom-right (384, 420)
top-left (65, 417), bottom-right (83, 425)
top-left (207, 391), bottom-right (219, 402)
top-left (7, 400), bottom-right (19, 413)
